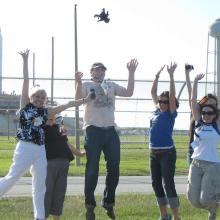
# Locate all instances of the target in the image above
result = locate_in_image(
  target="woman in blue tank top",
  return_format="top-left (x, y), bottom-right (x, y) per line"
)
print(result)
top-left (149, 63), bottom-right (180, 220)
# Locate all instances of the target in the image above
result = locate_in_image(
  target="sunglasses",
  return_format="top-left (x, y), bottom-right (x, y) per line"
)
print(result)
top-left (199, 96), bottom-right (208, 105)
top-left (158, 100), bottom-right (169, 104)
top-left (201, 111), bottom-right (215, 116)
top-left (199, 94), bottom-right (217, 106)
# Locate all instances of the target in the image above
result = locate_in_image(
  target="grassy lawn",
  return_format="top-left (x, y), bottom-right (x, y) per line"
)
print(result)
top-left (0, 135), bottom-right (217, 220)
top-left (0, 135), bottom-right (191, 176)
top-left (0, 194), bottom-right (214, 220)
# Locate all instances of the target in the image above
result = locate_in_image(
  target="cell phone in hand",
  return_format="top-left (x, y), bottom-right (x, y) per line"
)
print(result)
top-left (90, 88), bottom-right (96, 99)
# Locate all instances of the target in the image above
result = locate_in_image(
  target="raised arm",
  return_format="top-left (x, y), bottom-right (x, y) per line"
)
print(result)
top-left (67, 141), bottom-right (86, 157)
top-left (177, 82), bottom-right (186, 101)
top-left (48, 93), bottom-right (91, 117)
top-left (75, 72), bottom-right (83, 100)
top-left (120, 59), bottom-right (138, 97)
top-left (191, 74), bottom-right (205, 121)
top-left (167, 62), bottom-right (177, 113)
top-left (151, 65), bottom-right (165, 106)
top-left (185, 63), bottom-right (193, 109)
top-left (19, 49), bottom-right (30, 108)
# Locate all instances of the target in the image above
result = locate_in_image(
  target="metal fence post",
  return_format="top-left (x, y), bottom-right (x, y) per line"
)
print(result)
top-left (74, 4), bottom-right (80, 166)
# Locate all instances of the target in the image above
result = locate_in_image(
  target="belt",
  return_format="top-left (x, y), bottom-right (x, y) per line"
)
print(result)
top-left (88, 125), bottom-right (114, 131)
top-left (150, 149), bottom-right (170, 154)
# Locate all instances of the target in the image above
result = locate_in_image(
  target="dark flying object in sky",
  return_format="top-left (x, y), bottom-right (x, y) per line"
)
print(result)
top-left (94, 8), bottom-right (110, 23)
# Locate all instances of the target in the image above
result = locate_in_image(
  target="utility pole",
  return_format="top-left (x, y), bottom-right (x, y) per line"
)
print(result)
top-left (33, 52), bottom-right (35, 86)
top-left (51, 36), bottom-right (54, 106)
top-left (74, 4), bottom-right (80, 166)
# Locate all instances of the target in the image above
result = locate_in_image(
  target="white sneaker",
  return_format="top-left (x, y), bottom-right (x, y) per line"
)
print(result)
top-left (208, 212), bottom-right (217, 220)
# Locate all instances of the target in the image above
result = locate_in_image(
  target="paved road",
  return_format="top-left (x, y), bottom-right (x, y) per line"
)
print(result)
top-left (3, 176), bottom-right (188, 197)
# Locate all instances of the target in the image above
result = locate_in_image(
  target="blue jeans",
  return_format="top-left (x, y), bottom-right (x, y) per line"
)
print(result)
top-left (150, 147), bottom-right (179, 208)
top-left (84, 126), bottom-right (120, 207)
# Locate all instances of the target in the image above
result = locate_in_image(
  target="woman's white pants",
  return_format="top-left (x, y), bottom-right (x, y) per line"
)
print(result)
top-left (0, 141), bottom-right (47, 219)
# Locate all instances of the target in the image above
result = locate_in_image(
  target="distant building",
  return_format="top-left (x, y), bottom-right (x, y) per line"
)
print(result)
top-left (0, 93), bottom-right (20, 135)
top-left (0, 93), bottom-right (20, 111)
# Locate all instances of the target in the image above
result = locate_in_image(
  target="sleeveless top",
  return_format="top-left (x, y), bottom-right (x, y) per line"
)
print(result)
top-left (16, 103), bottom-right (48, 145)
top-left (149, 108), bottom-right (177, 149)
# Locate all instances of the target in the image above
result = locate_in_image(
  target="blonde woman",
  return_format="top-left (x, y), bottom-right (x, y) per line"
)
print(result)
top-left (0, 49), bottom-right (91, 220)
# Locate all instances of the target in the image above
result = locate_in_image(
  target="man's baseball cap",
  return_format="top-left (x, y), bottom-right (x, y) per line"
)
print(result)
top-left (90, 62), bottom-right (107, 71)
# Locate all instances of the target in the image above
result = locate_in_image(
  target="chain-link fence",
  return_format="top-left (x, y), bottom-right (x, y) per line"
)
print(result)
top-left (0, 76), bottom-right (217, 147)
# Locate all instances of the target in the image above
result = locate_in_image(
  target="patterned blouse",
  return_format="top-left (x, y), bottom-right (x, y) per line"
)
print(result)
top-left (16, 103), bottom-right (48, 145)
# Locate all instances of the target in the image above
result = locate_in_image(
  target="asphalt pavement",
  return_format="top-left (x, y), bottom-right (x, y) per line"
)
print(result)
top-left (3, 176), bottom-right (188, 198)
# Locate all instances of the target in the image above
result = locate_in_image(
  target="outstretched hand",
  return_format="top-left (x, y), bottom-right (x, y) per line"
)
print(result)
top-left (195, 73), bottom-right (205, 81)
top-left (18, 49), bottom-right (30, 60)
top-left (167, 62), bottom-right (177, 75)
top-left (75, 72), bottom-right (83, 84)
top-left (79, 150), bottom-right (86, 157)
top-left (127, 59), bottom-right (138, 74)
top-left (156, 65), bottom-right (165, 78)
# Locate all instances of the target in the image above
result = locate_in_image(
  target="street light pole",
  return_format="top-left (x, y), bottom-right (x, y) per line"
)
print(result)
top-left (74, 4), bottom-right (80, 166)
top-left (6, 109), bottom-right (9, 140)
top-left (33, 52), bottom-right (35, 86)
top-left (51, 36), bottom-right (54, 106)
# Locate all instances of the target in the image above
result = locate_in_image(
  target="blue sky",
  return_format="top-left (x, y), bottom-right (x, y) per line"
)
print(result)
top-left (0, 0), bottom-right (220, 128)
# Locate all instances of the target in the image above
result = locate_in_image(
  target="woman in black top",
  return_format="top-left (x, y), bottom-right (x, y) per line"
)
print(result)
top-left (44, 115), bottom-right (85, 220)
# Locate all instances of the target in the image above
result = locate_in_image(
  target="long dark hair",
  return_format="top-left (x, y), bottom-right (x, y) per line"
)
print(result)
top-left (159, 91), bottom-right (179, 108)
top-left (198, 93), bottom-right (218, 106)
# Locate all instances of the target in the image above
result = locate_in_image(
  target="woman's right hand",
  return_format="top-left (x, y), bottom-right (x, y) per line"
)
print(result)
top-left (18, 49), bottom-right (30, 60)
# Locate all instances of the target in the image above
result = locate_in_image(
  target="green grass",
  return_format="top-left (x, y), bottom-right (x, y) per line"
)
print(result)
top-left (0, 135), bottom-right (191, 176)
top-left (0, 194), bottom-right (215, 219)
top-left (0, 135), bottom-right (216, 219)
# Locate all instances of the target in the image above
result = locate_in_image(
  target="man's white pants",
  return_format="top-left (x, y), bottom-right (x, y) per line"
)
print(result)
top-left (0, 140), bottom-right (47, 219)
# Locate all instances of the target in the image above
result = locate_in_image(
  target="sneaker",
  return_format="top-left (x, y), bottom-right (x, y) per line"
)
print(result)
top-left (208, 212), bottom-right (217, 220)
top-left (103, 206), bottom-right (116, 219)
top-left (159, 214), bottom-right (172, 220)
top-left (86, 206), bottom-right (95, 220)
top-left (208, 203), bottom-right (218, 220)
